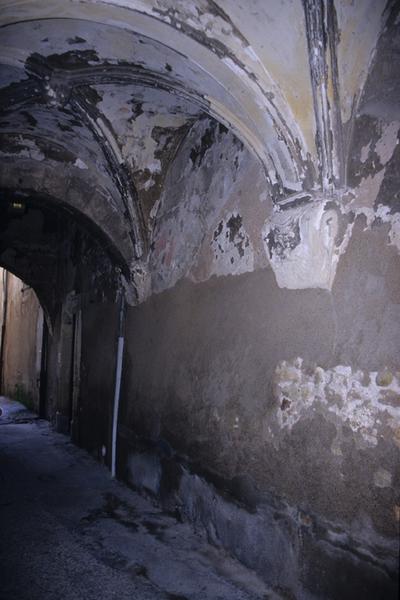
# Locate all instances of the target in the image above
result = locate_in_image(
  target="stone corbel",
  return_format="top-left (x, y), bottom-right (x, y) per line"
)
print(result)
top-left (263, 197), bottom-right (345, 291)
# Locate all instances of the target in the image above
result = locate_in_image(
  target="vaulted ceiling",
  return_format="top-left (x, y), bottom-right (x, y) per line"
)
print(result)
top-left (0, 0), bottom-right (397, 301)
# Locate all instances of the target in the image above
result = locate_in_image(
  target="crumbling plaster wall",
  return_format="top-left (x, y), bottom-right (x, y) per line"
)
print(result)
top-left (119, 76), bottom-right (400, 598)
top-left (127, 126), bottom-right (400, 458)
top-left (149, 117), bottom-right (270, 293)
top-left (123, 205), bottom-right (400, 599)
top-left (0, 1), bottom-right (316, 191)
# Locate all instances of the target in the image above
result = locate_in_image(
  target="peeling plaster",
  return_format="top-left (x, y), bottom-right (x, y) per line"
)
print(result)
top-left (0, 137), bottom-right (46, 162)
top-left (335, 0), bottom-right (385, 124)
top-left (360, 141), bottom-right (371, 164)
top-left (210, 213), bottom-right (254, 277)
top-left (273, 358), bottom-right (400, 450)
top-left (95, 84), bottom-right (198, 189)
top-left (0, 3), bottom-right (312, 190)
top-left (345, 117), bottom-right (400, 253)
top-left (368, 204), bottom-right (400, 254)
top-left (74, 157), bottom-right (88, 169)
top-left (150, 118), bottom-right (250, 294)
top-left (349, 170), bottom-right (386, 214)
top-left (0, 0), bottom-right (399, 301)
top-left (374, 121), bottom-right (399, 166)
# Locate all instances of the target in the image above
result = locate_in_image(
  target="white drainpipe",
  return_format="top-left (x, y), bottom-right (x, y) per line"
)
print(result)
top-left (111, 293), bottom-right (126, 479)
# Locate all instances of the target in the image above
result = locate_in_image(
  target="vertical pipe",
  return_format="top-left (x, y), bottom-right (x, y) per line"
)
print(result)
top-left (111, 293), bottom-right (126, 479)
top-left (70, 309), bottom-right (82, 443)
top-left (39, 316), bottom-right (49, 418)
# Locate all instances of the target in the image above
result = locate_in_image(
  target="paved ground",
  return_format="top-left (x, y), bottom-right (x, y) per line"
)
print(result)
top-left (0, 398), bottom-right (275, 600)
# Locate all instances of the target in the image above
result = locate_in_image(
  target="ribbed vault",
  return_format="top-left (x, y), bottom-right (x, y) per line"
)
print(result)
top-left (0, 0), bottom-right (396, 299)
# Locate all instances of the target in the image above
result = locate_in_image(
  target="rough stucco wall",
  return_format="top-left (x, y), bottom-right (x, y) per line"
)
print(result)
top-left (121, 232), bottom-right (399, 596)
top-left (2, 272), bottom-right (42, 411)
top-left (124, 222), bottom-right (400, 515)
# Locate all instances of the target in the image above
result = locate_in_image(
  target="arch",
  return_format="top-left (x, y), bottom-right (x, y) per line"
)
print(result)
top-left (0, 5), bottom-right (312, 193)
top-left (0, 154), bottom-right (136, 273)
top-left (0, 262), bottom-right (51, 336)
top-left (0, 183), bottom-right (132, 324)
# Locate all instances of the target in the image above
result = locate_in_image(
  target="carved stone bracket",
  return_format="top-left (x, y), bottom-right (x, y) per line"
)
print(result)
top-left (263, 196), bottom-right (349, 290)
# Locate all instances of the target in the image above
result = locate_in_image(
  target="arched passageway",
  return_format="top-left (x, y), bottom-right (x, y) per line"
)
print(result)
top-left (0, 1), bottom-right (399, 598)
top-left (0, 192), bottom-right (123, 444)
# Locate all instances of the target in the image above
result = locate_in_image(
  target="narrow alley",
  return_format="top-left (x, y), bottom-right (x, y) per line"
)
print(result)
top-left (0, 2), bottom-right (399, 597)
top-left (0, 398), bottom-right (273, 600)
